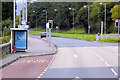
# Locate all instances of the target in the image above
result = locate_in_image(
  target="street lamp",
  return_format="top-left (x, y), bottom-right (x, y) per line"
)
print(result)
top-left (84, 5), bottom-right (90, 34)
top-left (69, 8), bottom-right (75, 32)
top-left (43, 10), bottom-right (48, 39)
top-left (100, 2), bottom-right (107, 34)
top-left (43, 10), bottom-right (48, 24)
top-left (33, 11), bottom-right (38, 30)
top-left (54, 9), bottom-right (60, 30)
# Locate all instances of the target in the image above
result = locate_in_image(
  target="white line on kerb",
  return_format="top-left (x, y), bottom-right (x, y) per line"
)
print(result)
top-left (111, 69), bottom-right (118, 76)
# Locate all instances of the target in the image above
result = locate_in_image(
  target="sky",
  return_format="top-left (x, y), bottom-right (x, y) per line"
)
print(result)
top-left (16, 0), bottom-right (26, 16)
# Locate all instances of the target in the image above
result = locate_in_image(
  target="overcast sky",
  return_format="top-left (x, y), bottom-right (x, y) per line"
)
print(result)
top-left (16, 0), bottom-right (26, 16)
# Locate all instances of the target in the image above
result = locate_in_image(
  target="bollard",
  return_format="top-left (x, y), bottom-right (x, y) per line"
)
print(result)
top-left (96, 33), bottom-right (100, 41)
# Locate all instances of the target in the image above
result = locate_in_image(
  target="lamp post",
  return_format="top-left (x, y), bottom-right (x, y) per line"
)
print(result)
top-left (43, 10), bottom-right (48, 40)
top-left (55, 9), bottom-right (59, 31)
top-left (100, 3), bottom-right (107, 34)
top-left (33, 11), bottom-right (37, 30)
top-left (84, 5), bottom-right (90, 34)
top-left (43, 10), bottom-right (48, 24)
top-left (69, 8), bottom-right (75, 32)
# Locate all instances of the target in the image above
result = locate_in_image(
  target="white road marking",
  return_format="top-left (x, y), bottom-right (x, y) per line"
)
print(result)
top-left (116, 54), bottom-right (120, 56)
top-left (100, 57), bottom-right (104, 62)
top-left (75, 77), bottom-right (80, 78)
top-left (105, 62), bottom-right (110, 67)
top-left (111, 69), bottom-right (118, 76)
top-left (88, 47), bottom-right (118, 76)
top-left (74, 55), bottom-right (78, 58)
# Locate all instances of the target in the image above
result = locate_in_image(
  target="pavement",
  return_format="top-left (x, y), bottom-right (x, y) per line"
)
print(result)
top-left (0, 36), bottom-right (57, 69)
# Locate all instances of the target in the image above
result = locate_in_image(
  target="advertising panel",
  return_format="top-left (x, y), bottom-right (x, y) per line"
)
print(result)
top-left (15, 30), bottom-right (27, 49)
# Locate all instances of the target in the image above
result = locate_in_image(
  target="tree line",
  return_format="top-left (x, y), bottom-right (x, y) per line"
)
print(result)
top-left (28, 2), bottom-right (120, 33)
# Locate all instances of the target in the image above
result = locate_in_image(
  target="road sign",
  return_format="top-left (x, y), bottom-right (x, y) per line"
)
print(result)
top-left (18, 25), bottom-right (29, 29)
top-left (46, 23), bottom-right (49, 28)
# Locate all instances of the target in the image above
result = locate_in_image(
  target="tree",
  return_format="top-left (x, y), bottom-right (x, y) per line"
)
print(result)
top-left (110, 5), bottom-right (120, 20)
top-left (2, 2), bottom-right (13, 20)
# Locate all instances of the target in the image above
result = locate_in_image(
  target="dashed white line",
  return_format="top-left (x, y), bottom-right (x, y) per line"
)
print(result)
top-left (111, 69), bottom-right (118, 76)
top-left (88, 47), bottom-right (118, 76)
top-left (100, 57), bottom-right (104, 62)
top-left (74, 55), bottom-right (78, 58)
top-left (105, 62), bottom-right (110, 67)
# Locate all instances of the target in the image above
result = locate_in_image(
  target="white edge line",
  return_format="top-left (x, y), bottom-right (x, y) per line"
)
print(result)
top-left (111, 69), bottom-right (118, 76)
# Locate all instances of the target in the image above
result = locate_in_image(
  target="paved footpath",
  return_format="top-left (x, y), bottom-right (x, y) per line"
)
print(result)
top-left (0, 36), bottom-right (56, 79)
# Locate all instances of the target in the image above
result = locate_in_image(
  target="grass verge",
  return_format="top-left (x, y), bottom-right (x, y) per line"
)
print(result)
top-left (29, 31), bottom-right (119, 43)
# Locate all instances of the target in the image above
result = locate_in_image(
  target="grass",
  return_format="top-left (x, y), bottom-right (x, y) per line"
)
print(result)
top-left (29, 31), bottom-right (42, 35)
top-left (98, 38), bottom-right (119, 43)
top-left (52, 33), bottom-right (96, 41)
top-left (29, 31), bottom-right (119, 43)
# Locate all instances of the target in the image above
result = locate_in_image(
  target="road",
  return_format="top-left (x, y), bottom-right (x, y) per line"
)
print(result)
top-left (1, 34), bottom-right (119, 79)
top-left (39, 36), bottom-right (119, 78)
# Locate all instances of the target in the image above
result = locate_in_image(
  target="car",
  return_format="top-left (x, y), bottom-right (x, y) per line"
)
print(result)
top-left (41, 32), bottom-right (47, 38)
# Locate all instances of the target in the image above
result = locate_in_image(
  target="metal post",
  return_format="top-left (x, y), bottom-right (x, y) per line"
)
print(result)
top-left (22, 8), bottom-right (24, 22)
top-left (11, 30), bottom-right (13, 53)
top-left (46, 11), bottom-right (48, 42)
top-left (49, 28), bottom-right (51, 46)
top-left (36, 16), bottom-right (37, 30)
top-left (26, 0), bottom-right (27, 25)
top-left (118, 22), bottom-right (120, 39)
top-left (104, 3), bottom-right (106, 34)
top-left (101, 21), bottom-right (103, 40)
top-left (46, 11), bottom-right (47, 23)
top-left (14, 0), bottom-right (15, 28)
top-left (73, 9), bottom-right (74, 32)
top-left (88, 6), bottom-right (90, 34)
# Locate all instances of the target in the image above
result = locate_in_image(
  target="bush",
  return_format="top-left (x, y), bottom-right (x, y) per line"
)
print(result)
top-left (2, 36), bottom-right (11, 44)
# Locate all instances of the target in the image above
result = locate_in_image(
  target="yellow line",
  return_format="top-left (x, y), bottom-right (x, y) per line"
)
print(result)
top-left (37, 55), bottom-right (56, 79)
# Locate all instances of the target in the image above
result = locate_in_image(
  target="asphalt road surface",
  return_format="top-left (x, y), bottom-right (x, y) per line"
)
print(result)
top-left (38, 36), bottom-right (119, 78)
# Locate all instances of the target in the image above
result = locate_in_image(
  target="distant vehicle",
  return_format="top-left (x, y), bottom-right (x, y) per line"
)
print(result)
top-left (41, 32), bottom-right (47, 38)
